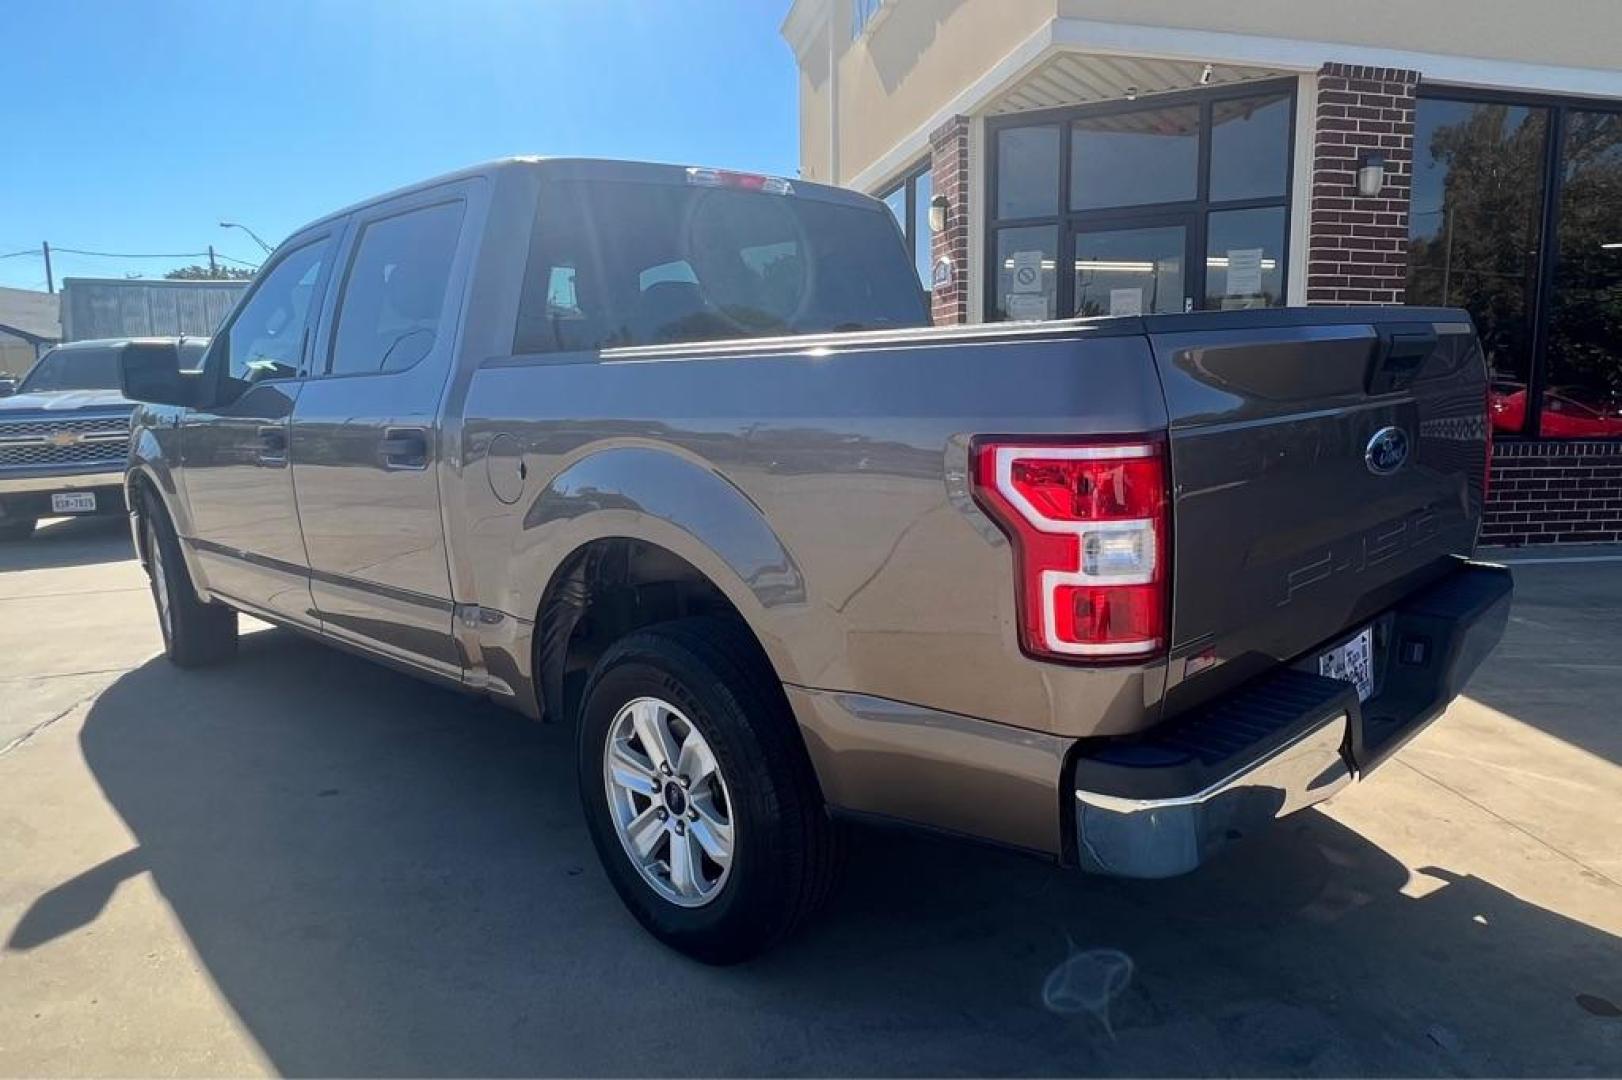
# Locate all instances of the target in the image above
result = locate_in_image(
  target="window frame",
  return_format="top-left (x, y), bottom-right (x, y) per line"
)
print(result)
top-left (1414, 83), bottom-right (1622, 440)
top-left (320, 195), bottom-right (469, 379)
top-left (876, 158), bottom-right (933, 297)
top-left (983, 78), bottom-right (1299, 323)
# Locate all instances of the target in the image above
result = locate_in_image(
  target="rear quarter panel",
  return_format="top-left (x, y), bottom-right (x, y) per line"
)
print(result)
top-left (458, 325), bottom-right (1170, 738)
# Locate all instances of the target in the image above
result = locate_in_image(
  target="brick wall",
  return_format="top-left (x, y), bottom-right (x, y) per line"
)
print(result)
top-left (1306, 64), bottom-right (1419, 305)
top-left (929, 115), bottom-right (970, 326)
top-left (1481, 440), bottom-right (1622, 546)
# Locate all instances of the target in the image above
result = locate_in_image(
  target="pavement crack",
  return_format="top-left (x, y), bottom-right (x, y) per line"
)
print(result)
top-left (0, 688), bottom-right (103, 758)
top-left (1394, 758), bottom-right (1622, 890)
top-left (0, 586), bottom-right (147, 602)
top-left (0, 666), bottom-right (136, 683)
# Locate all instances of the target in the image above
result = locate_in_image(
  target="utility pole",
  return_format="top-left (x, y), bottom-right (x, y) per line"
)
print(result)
top-left (41, 242), bottom-right (53, 294)
top-left (208, 245), bottom-right (218, 276)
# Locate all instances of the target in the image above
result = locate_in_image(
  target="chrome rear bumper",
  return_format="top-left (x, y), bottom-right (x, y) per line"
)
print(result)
top-left (1072, 561), bottom-right (1513, 878)
top-left (1075, 706), bottom-right (1352, 878)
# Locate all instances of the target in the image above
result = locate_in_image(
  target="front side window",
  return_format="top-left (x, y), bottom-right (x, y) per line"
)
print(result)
top-left (329, 201), bottom-right (465, 376)
top-left (18, 346), bottom-right (120, 392)
top-left (516, 179), bottom-right (927, 353)
top-left (217, 238), bottom-right (331, 384)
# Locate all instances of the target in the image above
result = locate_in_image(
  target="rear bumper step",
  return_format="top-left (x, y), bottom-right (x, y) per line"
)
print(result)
top-left (1072, 560), bottom-right (1513, 878)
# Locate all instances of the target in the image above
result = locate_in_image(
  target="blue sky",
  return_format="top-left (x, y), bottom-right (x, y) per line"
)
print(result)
top-left (0, 0), bottom-right (798, 290)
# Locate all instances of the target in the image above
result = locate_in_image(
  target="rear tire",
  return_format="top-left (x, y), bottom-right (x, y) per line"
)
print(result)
top-left (0, 517), bottom-right (35, 541)
top-left (576, 617), bottom-right (844, 964)
top-left (140, 491), bottom-right (238, 667)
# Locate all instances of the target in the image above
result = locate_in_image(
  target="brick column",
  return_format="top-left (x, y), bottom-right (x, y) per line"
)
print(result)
top-left (929, 115), bottom-right (970, 325)
top-left (1306, 64), bottom-right (1419, 305)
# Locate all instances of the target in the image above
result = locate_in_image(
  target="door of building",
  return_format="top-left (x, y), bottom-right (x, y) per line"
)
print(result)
top-left (1070, 217), bottom-right (1193, 317)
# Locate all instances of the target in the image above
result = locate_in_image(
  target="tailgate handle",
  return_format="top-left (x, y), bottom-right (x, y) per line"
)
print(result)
top-left (1368, 325), bottom-right (1438, 394)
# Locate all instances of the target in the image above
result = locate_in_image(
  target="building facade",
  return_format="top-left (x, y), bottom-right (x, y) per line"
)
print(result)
top-left (783, 0), bottom-right (1622, 545)
top-left (0, 286), bottom-right (61, 378)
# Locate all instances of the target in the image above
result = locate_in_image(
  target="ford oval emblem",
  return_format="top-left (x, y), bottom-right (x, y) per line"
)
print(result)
top-left (1364, 426), bottom-right (1410, 475)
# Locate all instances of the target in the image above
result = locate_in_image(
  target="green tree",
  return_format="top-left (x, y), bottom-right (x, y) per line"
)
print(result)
top-left (164, 264), bottom-right (254, 280)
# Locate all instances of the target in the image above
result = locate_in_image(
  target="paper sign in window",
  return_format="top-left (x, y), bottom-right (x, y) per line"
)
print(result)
top-left (1226, 248), bottom-right (1263, 296)
top-left (1109, 288), bottom-right (1143, 317)
top-left (1010, 250), bottom-right (1044, 293)
top-left (1005, 293), bottom-right (1049, 321)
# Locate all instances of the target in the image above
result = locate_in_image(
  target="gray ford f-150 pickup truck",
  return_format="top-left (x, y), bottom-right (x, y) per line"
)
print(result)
top-left (118, 158), bottom-right (1510, 962)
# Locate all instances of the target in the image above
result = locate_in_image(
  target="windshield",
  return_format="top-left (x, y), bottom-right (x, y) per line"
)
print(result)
top-left (18, 346), bottom-right (123, 393)
top-left (516, 178), bottom-right (929, 352)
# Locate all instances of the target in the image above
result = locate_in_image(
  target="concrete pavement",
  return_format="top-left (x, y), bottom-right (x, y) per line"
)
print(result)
top-left (1, 516), bottom-right (1618, 1076)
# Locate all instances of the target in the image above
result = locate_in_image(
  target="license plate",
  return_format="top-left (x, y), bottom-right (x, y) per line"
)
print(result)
top-left (50, 492), bottom-right (96, 514)
top-left (1319, 626), bottom-right (1375, 702)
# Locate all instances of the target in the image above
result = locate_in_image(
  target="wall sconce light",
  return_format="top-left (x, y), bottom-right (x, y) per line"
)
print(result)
top-left (928, 194), bottom-right (949, 234)
top-left (1356, 152), bottom-right (1387, 198)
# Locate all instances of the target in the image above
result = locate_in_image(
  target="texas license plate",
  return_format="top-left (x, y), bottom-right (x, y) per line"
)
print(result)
top-left (1319, 626), bottom-right (1375, 702)
top-left (50, 491), bottom-right (96, 514)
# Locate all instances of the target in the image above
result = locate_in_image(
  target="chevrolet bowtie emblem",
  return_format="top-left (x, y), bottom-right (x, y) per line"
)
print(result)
top-left (45, 430), bottom-right (83, 448)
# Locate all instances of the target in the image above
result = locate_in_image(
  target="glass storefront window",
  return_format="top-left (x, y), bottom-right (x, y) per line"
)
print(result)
top-left (1205, 206), bottom-right (1286, 309)
top-left (988, 83), bottom-right (1295, 324)
top-left (1209, 93), bottom-right (1292, 201)
top-left (994, 226), bottom-right (1058, 321)
top-left (996, 125), bottom-right (1060, 219)
top-left (882, 185), bottom-right (906, 232)
top-left (877, 163), bottom-right (933, 297)
top-left (1075, 226), bottom-right (1186, 316)
top-left (1070, 106), bottom-right (1198, 210)
top-left (1407, 99), bottom-right (1547, 436)
top-left (1545, 110), bottom-right (1622, 437)
top-left (912, 169), bottom-right (934, 289)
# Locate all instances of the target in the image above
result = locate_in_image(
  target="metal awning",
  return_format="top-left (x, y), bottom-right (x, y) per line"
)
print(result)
top-left (988, 53), bottom-right (1291, 115)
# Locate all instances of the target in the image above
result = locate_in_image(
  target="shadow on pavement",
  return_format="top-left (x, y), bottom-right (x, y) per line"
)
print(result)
top-left (7, 629), bottom-right (1619, 1076)
top-left (1457, 564), bottom-right (1622, 766)
top-left (0, 516), bottom-right (132, 573)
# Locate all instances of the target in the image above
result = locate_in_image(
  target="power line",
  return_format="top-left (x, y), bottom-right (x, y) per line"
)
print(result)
top-left (5, 246), bottom-right (259, 265)
top-left (52, 247), bottom-right (216, 259)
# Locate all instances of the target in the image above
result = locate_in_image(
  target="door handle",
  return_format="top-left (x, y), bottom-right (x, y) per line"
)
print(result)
top-left (379, 427), bottom-right (429, 470)
top-left (256, 425), bottom-right (288, 465)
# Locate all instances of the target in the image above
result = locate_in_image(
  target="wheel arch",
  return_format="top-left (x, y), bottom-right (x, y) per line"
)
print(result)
top-left (496, 444), bottom-right (815, 724)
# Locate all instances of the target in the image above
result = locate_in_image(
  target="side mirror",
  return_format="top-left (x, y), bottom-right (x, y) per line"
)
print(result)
top-left (120, 341), bottom-right (206, 408)
top-left (0, 378), bottom-right (16, 398)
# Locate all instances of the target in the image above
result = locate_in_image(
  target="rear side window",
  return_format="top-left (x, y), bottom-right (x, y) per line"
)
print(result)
top-left (515, 179), bottom-right (928, 353)
top-left (329, 201), bottom-right (465, 375)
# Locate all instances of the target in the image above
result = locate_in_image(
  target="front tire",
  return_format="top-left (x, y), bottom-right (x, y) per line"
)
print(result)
top-left (140, 492), bottom-right (238, 667)
top-left (577, 617), bottom-right (843, 964)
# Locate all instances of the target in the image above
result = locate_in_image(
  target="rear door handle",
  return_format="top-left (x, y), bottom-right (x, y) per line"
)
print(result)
top-left (256, 425), bottom-right (288, 466)
top-left (379, 427), bottom-right (429, 470)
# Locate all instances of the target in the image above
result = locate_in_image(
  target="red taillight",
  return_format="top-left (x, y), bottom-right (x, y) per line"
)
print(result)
top-left (971, 439), bottom-right (1168, 662)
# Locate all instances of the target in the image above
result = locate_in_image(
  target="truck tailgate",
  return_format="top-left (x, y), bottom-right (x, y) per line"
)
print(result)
top-left (1145, 308), bottom-right (1488, 716)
